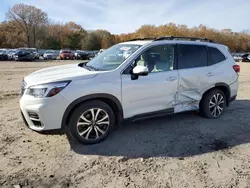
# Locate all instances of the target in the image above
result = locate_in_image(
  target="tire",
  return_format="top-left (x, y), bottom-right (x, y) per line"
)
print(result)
top-left (199, 89), bottom-right (226, 119)
top-left (67, 100), bottom-right (115, 144)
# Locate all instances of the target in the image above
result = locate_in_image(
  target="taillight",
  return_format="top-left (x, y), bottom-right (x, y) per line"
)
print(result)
top-left (233, 65), bottom-right (240, 73)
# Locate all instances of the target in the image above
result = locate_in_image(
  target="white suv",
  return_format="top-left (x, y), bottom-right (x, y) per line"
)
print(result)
top-left (20, 36), bottom-right (240, 144)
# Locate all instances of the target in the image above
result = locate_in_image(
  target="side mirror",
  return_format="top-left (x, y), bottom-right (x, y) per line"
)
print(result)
top-left (132, 65), bottom-right (149, 76)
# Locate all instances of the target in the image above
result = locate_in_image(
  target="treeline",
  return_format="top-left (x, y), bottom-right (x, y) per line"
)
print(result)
top-left (0, 4), bottom-right (250, 52)
top-left (120, 24), bottom-right (250, 52)
top-left (0, 4), bottom-right (119, 50)
top-left (0, 20), bottom-right (120, 50)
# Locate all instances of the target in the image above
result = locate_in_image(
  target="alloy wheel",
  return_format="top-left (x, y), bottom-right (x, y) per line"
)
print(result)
top-left (209, 93), bottom-right (225, 117)
top-left (76, 108), bottom-right (110, 140)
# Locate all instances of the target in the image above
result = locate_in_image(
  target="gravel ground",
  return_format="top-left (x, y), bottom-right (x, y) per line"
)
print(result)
top-left (0, 60), bottom-right (250, 188)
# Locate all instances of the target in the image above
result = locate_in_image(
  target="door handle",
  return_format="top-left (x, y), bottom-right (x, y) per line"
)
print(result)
top-left (166, 76), bottom-right (177, 81)
top-left (206, 72), bottom-right (213, 77)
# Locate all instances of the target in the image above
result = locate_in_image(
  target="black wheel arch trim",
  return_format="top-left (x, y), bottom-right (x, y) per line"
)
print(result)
top-left (214, 82), bottom-right (231, 94)
top-left (61, 93), bottom-right (124, 131)
top-left (214, 82), bottom-right (231, 105)
top-left (215, 82), bottom-right (230, 88)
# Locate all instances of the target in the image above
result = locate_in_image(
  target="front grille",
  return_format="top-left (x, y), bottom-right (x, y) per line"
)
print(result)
top-left (20, 80), bottom-right (27, 97)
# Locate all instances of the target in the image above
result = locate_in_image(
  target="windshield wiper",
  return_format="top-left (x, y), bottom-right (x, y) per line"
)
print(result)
top-left (79, 62), bottom-right (99, 71)
top-left (85, 64), bottom-right (99, 71)
top-left (82, 64), bottom-right (97, 70)
top-left (80, 63), bottom-right (90, 70)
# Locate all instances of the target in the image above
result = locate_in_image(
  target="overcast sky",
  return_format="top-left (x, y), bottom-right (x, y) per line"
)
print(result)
top-left (1, 0), bottom-right (250, 34)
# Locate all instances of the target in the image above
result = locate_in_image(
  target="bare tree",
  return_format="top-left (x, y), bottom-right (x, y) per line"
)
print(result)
top-left (7, 3), bottom-right (48, 47)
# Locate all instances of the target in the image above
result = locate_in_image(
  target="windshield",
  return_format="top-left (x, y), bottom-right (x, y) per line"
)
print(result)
top-left (86, 43), bottom-right (142, 71)
top-left (17, 49), bottom-right (30, 53)
top-left (19, 48), bottom-right (29, 51)
top-left (45, 50), bottom-right (54, 53)
top-left (77, 50), bottom-right (85, 54)
top-left (0, 50), bottom-right (6, 53)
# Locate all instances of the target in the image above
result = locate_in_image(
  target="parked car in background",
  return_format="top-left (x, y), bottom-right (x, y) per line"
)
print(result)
top-left (233, 54), bottom-right (243, 62)
top-left (18, 48), bottom-right (39, 60)
top-left (0, 49), bottom-right (8, 60)
top-left (87, 51), bottom-right (96, 59)
top-left (241, 54), bottom-right (250, 62)
top-left (74, 50), bottom-right (89, 60)
top-left (43, 50), bottom-right (57, 60)
top-left (30, 48), bottom-right (40, 59)
top-left (7, 49), bottom-right (17, 60)
top-left (60, 49), bottom-right (74, 60)
top-left (98, 49), bottom-right (105, 55)
top-left (14, 48), bottom-right (36, 61)
top-left (93, 50), bottom-right (99, 57)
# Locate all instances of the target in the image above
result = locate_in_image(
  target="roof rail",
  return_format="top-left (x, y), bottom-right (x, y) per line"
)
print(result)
top-left (154, 36), bottom-right (216, 43)
top-left (127, 37), bottom-right (156, 41)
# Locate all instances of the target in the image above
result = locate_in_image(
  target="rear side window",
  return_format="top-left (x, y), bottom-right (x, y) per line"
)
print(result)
top-left (177, 45), bottom-right (207, 69)
top-left (207, 47), bottom-right (226, 65)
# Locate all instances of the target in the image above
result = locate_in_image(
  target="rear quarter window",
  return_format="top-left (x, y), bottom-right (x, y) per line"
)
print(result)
top-left (207, 47), bottom-right (226, 65)
top-left (177, 44), bottom-right (207, 69)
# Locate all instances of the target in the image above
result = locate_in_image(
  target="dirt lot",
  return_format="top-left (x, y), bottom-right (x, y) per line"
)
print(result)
top-left (0, 60), bottom-right (250, 188)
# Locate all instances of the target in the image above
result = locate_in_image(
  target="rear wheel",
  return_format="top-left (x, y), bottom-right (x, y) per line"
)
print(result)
top-left (200, 89), bottom-right (226, 118)
top-left (68, 100), bottom-right (115, 144)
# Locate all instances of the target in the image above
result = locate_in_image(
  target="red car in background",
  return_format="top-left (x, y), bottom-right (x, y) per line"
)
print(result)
top-left (60, 49), bottom-right (74, 60)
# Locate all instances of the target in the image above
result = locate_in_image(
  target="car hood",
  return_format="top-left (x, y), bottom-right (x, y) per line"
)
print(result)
top-left (24, 63), bottom-right (98, 86)
top-left (44, 53), bottom-right (55, 55)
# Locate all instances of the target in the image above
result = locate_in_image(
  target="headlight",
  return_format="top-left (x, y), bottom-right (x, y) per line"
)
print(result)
top-left (27, 81), bottom-right (70, 98)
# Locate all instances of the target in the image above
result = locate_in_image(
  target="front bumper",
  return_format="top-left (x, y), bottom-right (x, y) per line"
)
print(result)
top-left (77, 54), bottom-right (88, 59)
top-left (0, 55), bottom-right (8, 60)
top-left (20, 93), bottom-right (70, 131)
top-left (61, 55), bottom-right (72, 59)
top-left (15, 56), bottom-right (33, 61)
top-left (44, 55), bottom-right (56, 59)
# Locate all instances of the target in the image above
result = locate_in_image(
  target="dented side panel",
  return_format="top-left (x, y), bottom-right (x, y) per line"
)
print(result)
top-left (174, 57), bottom-right (237, 113)
top-left (175, 66), bottom-right (212, 113)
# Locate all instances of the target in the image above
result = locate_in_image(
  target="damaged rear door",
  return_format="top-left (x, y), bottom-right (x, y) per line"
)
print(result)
top-left (175, 44), bottom-right (209, 113)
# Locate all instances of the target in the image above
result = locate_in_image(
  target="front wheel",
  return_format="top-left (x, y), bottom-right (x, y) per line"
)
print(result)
top-left (67, 100), bottom-right (115, 144)
top-left (200, 89), bottom-right (226, 118)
